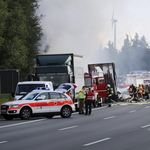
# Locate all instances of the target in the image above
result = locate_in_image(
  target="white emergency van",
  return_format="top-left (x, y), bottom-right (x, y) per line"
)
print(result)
top-left (14, 81), bottom-right (53, 100)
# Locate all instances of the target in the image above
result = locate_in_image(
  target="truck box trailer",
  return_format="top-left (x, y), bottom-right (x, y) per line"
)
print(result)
top-left (35, 53), bottom-right (84, 109)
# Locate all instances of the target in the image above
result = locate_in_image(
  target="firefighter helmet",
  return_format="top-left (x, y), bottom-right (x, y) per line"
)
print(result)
top-left (107, 84), bottom-right (110, 87)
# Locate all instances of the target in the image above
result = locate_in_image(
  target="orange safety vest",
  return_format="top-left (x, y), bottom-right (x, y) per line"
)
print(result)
top-left (128, 87), bottom-right (133, 95)
top-left (142, 85), bottom-right (145, 94)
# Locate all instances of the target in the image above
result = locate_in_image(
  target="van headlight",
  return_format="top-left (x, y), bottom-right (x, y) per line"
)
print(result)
top-left (9, 104), bottom-right (19, 108)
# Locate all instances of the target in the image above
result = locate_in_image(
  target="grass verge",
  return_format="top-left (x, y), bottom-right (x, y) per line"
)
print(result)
top-left (0, 94), bottom-right (13, 118)
top-left (0, 94), bottom-right (13, 105)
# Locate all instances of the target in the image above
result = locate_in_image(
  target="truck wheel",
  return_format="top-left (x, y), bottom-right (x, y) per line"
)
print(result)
top-left (20, 107), bottom-right (31, 120)
top-left (95, 101), bottom-right (99, 107)
top-left (46, 115), bottom-right (54, 118)
top-left (99, 103), bottom-right (102, 107)
top-left (3, 115), bottom-right (13, 120)
top-left (61, 106), bottom-right (71, 118)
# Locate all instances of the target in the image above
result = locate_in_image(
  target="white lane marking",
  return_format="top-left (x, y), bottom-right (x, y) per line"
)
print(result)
top-left (0, 141), bottom-right (8, 144)
top-left (145, 106), bottom-right (149, 108)
top-left (104, 116), bottom-right (115, 120)
top-left (93, 106), bottom-right (107, 110)
top-left (0, 119), bottom-right (45, 129)
top-left (59, 125), bottom-right (78, 131)
top-left (141, 124), bottom-right (150, 129)
top-left (0, 106), bottom-right (108, 129)
top-left (129, 110), bottom-right (136, 113)
top-left (83, 137), bottom-right (111, 146)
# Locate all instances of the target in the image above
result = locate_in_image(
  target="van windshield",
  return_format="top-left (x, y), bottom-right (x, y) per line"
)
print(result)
top-left (16, 84), bottom-right (45, 95)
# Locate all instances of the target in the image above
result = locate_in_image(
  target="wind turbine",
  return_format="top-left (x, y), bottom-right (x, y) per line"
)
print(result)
top-left (111, 9), bottom-right (117, 49)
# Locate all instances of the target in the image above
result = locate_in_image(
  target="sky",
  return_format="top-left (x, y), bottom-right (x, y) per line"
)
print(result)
top-left (37, 0), bottom-right (150, 71)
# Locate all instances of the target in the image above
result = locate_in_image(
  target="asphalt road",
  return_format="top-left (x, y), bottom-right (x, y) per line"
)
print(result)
top-left (1, 104), bottom-right (150, 150)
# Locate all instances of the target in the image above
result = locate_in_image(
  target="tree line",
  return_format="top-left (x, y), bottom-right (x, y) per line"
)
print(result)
top-left (103, 33), bottom-right (150, 76)
top-left (0, 0), bottom-right (150, 80)
top-left (0, 0), bottom-right (42, 80)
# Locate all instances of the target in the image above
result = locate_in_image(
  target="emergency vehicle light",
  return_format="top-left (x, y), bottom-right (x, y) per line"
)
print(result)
top-left (36, 87), bottom-right (50, 90)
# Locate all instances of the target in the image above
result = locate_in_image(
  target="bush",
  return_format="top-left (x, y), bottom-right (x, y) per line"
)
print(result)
top-left (0, 94), bottom-right (13, 105)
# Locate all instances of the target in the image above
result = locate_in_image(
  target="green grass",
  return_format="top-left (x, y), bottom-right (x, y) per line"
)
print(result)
top-left (0, 94), bottom-right (13, 105)
top-left (0, 94), bottom-right (14, 118)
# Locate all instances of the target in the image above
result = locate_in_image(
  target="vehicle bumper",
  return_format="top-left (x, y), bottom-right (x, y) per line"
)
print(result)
top-left (0, 109), bottom-right (20, 115)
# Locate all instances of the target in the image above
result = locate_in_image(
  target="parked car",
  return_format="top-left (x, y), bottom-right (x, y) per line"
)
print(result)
top-left (0, 87), bottom-right (75, 120)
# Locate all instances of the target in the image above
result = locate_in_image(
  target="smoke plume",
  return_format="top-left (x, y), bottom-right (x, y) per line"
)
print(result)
top-left (37, 0), bottom-right (150, 72)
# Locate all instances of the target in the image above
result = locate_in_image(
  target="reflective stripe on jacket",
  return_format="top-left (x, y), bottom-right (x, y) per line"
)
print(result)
top-left (86, 91), bottom-right (94, 101)
top-left (142, 85), bottom-right (145, 94)
top-left (107, 87), bottom-right (112, 97)
top-left (128, 87), bottom-right (133, 95)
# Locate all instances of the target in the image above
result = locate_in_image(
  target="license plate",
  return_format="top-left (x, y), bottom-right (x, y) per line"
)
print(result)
top-left (1, 110), bottom-right (7, 113)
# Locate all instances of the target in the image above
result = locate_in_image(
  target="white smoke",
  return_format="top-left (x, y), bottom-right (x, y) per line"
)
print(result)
top-left (37, 0), bottom-right (150, 72)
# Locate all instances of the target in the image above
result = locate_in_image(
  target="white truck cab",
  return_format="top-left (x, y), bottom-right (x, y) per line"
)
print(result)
top-left (14, 81), bottom-right (53, 100)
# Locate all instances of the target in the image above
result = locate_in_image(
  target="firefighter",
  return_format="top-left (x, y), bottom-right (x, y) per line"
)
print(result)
top-left (142, 84), bottom-right (145, 99)
top-left (131, 84), bottom-right (137, 102)
top-left (78, 86), bottom-right (86, 114)
top-left (145, 84), bottom-right (149, 99)
top-left (138, 85), bottom-right (142, 99)
top-left (128, 85), bottom-right (133, 98)
top-left (85, 87), bottom-right (94, 115)
top-left (107, 84), bottom-right (112, 107)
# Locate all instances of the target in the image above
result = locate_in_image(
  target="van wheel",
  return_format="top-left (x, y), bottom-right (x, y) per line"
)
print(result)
top-left (46, 115), bottom-right (54, 118)
top-left (3, 115), bottom-right (13, 120)
top-left (61, 106), bottom-right (71, 118)
top-left (20, 107), bottom-right (31, 120)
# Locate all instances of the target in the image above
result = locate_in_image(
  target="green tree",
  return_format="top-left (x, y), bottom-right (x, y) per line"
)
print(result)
top-left (0, 0), bottom-right (43, 81)
top-left (116, 33), bottom-right (150, 75)
top-left (0, 0), bottom-right (7, 47)
top-left (103, 41), bottom-right (118, 64)
top-left (138, 36), bottom-right (150, 70)
top-left (117, 34), bottom-right (132, 75)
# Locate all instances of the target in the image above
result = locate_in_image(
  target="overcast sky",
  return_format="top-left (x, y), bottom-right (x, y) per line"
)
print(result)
top-left (37, 0), bottom-right (150, 70)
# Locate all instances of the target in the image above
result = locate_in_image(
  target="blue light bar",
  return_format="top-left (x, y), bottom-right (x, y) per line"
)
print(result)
top-left (36, 87), bottom-right (50, 90)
